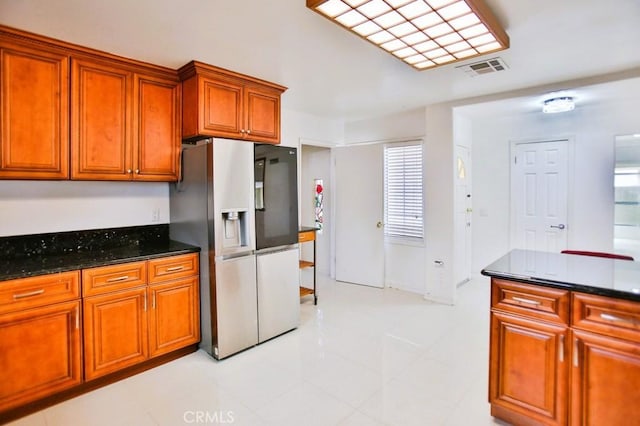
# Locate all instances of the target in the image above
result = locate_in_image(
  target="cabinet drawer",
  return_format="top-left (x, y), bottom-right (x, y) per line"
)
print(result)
top-left (572, 292), bottom-right (640, 343)
top-left (299, 230), bottom-right (315, 243)
top-left (0, 271), bottom-right (80, 314)
top-left (82, 261), bottom-right (147, 296)
top-left (491, 278), bottom-right (569, 324)
top-left (148, 253), bottom-right (199, 284)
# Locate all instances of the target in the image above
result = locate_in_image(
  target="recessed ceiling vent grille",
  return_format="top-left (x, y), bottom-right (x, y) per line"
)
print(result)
top-left (456, 57), bottom-right (509, 77)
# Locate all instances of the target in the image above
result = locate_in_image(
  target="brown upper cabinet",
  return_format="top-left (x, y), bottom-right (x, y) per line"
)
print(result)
top-left (71, 57), bottom-right (181, 181)
top-left (179, 61), bottom-right (286, 144)
top-left (0, 38), bottom-right (70, 179)
top-left (0, 25), bottom-right (181, 181)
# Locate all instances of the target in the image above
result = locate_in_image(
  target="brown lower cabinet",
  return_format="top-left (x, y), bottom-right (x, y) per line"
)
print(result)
top-left (0, 272), bottom-right (82, 413)
top-left (83, 253), bottom-right (200, 380)
top-left (489, 278), bottom-right (640, 425)
top-left (0, 253), bottom-right (199, 418)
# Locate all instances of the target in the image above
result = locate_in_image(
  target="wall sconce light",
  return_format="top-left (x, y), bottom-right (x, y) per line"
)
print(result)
top-left (306, 0), bottom-right (510, 70)
top-left (542, 96), bottom-right (575, 114)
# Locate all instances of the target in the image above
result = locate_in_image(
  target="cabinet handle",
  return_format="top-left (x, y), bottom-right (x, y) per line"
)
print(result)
top-left (166, 266), bottom-right (184, 272)
top-left (511, 296), bottom-right (541, 306)
top-left (573, 338), bottom-right (579, 367)
top-left (75, 309), bottom-right (80, 330)
top-left (106, 275), bottom-right (129, 283)
top-left (13, 289), bottom-right (45, 299)
top-left (600, 312), bottom-right (637, 325)
top-left (144, 293), bottom-right (147, 312)
top-left (152, 292), bottom-right (156, 309)
top-left (559, 335), bottom-right (565, 363)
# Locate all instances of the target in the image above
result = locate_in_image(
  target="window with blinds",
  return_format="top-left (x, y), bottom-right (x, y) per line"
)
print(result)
top-left (384, 142), bottom-right (424, 240)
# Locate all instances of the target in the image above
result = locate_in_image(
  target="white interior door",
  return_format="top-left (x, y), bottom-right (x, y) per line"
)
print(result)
top-left (511, 140), bottom-right (569, 252)
top-left (334, 144), bottom-right (384, 288)
top-left (454, 145), bottom-right (472, 285)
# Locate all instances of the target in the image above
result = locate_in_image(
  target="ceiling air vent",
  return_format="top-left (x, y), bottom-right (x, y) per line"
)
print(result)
top-left (456, 57), bottom-right (509, 77)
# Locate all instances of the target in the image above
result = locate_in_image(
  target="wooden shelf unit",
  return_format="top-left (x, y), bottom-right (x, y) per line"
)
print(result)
top-left (298, 229), bottom-right (317, 305)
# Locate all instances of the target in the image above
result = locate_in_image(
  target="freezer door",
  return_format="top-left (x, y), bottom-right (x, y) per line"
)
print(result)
top-left (254, 144), bottom-right (299, 250)
top-left (256, 248), bottom-right (300, 343)
top-left (214, 255), bottom-right (258, 359)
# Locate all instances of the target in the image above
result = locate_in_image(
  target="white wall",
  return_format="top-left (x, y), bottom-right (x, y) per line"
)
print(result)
top-left (344, 108), bottom-right (426, 143)
top-left (423, 104), bottom-right (455, 304)
top-left (0, 181), bottom-right (169, 237)
top-left (469, 96), bottom-right (640, 273)
top-left (281, 108), bottom-right (344, 148)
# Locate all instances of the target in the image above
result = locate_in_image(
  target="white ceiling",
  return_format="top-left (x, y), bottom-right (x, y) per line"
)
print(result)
top-left (1, 0), bottom-right (639, 121)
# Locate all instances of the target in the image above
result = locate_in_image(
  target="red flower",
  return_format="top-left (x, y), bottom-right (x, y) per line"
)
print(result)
top-left (316, 184), bottom-right (323, 194)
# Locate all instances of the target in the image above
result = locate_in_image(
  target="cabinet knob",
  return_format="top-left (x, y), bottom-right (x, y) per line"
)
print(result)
top-left (246, 129), bottom-right (251, 134)
top-left (135, 169), bottom-right (140, 174)
top-left (240, 129), bottom-right (246, 134)
top-left (127, 169), bottom-right (132, 174)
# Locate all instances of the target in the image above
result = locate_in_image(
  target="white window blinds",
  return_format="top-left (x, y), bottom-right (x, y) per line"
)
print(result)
top-left (384, 143), bottom-right (424, 239)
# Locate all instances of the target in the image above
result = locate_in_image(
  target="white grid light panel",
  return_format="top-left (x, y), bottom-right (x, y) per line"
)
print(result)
top-left (308, 0), bottom-right (509, 70)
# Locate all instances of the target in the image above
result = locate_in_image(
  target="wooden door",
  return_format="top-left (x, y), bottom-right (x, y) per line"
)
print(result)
top-left (132, 73), bottom-right (181, 181)
top-left (0, 42), bottom-right (69, 179)
top-left (71, 58), bottom-right (132, 180)
top-left (83, 288), bottom-right (148, 380)
top-left (571, 330), bottom-right (640, 425)
top-left (201, 77), bottom-right (243, 139)
top-left (0, 301), bottom-right (81, 411)
top-left (490, 311), bottom-right (569, 425)
top-left (148, 277), bottom-right (200, 357)
top-left (245, 87), bottom-right (280, 144)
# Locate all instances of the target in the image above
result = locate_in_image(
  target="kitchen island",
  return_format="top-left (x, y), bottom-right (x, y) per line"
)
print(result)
top-left (481, 249), bottom-right (640, 426)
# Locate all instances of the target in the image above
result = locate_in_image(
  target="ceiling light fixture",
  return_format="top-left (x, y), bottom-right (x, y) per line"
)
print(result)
top-left (542, 97), bottom-right (575, 114)
top-left (306, 0), bottom-right (509, 70)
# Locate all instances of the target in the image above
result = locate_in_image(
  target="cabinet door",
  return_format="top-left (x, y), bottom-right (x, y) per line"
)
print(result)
top-left (148, 277), bottom-right (200, 357)
top-left (0, 42), bottom-right (69, 179)
top-left (245, 86), bottom-right (281, 144)
top-left (133, 74), bottom-right (180, 181)
top-left (83, 288), bottom-right (148, 380)
top-left (0, 300), bottom-right (81, 411)
top-left (571, 330), bottom-right (640, 426)
top-left (490, 311), bottom-right (569, 426)
top-left (201, 77), bottom-right (243, 138)
top-left (71, 58), bottom-right (132, 180)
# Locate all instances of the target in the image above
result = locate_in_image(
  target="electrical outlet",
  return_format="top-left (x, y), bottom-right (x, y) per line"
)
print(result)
top-left (152, 208), bottom-right (160, 222)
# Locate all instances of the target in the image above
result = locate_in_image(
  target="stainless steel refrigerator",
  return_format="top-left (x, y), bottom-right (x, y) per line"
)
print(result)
top-left (169, 138), bottom-right (299, 360)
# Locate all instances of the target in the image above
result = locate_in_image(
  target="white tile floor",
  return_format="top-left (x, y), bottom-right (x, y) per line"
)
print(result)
top-left (8, 275), bottom-right (509, 426)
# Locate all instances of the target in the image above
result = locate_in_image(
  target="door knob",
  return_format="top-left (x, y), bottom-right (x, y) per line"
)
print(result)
top-left (550, 224), bottom-right (566, 230)
top-left (376, 221), bottom-right (383, 228)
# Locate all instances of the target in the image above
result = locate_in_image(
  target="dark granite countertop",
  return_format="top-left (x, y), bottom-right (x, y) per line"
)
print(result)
top-left (0, 225), bottom-right (200, 282)
top-left (481, 249), bottom-right (640, 302)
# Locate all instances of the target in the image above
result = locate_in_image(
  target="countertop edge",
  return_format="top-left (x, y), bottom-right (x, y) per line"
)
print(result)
top-left (482, 269), bottom-right (640, 303)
